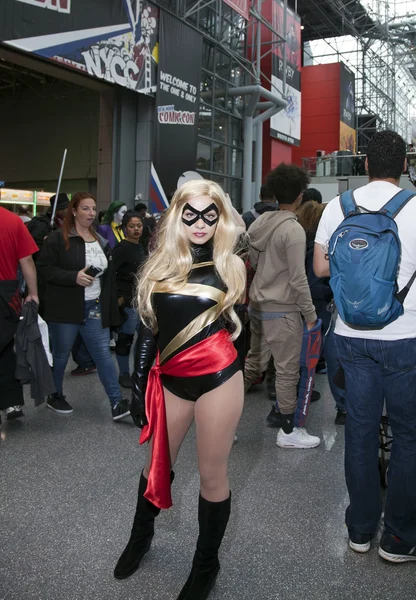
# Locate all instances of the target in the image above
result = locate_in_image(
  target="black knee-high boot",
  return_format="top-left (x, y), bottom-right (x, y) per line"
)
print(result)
top-left (114, 471), bottom-right (174, 580)
top-left (176, 493), bottom-right (231, 600)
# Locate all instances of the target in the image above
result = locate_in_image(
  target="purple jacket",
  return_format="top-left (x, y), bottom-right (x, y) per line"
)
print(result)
top-left (97, 223), bottom-right (122, 249)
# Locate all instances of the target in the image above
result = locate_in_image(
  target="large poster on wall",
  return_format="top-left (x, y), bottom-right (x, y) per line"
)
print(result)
top-left (0, 0), bottom-right (159, 94)
top-left (152, 11), bottom-right (203, 202)
top-left (339, 62), bottom-right (356, 152)
top-left (270, 0), bottom-right (301, 146)
top-left (223, 0), bottom-right (250, 20)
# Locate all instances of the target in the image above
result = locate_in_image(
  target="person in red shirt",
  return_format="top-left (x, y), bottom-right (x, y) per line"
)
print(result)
top-left (0, 206), bottom-right (39, 424)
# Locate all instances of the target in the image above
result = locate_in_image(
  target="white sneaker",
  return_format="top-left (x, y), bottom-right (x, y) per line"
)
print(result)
top-left (276, 427), bottom-right (321, 449)
top-left (349, 539), bottom-right (371, 553)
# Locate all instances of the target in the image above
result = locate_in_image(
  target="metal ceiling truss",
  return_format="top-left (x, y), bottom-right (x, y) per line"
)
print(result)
top-left (302, 0), bottom-right (416, 143)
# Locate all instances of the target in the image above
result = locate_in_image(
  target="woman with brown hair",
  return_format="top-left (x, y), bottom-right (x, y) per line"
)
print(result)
top-left (297, 199), bottom-right (326, 242)
top-left (37, 192), bottom-right (130, 421)
top-left (297, 200), bottom-right (347, 425)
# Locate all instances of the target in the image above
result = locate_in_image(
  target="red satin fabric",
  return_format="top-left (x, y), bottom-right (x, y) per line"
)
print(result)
top-left (139, 329), bottom-right (237, 509)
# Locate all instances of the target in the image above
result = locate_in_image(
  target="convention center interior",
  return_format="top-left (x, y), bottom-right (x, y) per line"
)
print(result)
top-left (1, 1), bottom-right (416, 599)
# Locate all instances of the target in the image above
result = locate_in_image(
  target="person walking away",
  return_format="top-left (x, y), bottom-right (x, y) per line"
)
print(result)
top-left (37, 192), bottom-right (130, 421)
top-left (314, 130), bottom-right (416, 561)
top-left (0, 206), bottom-right (39, 424)
top-left (27, 193), bottom-right (69, 259)
top-left (300, 187), bottom-right (322, 206)
top-left (297, 200), bottom-right (346, 425)
top-left (244, 163), bottom-right (320, 449)
top-left (242, 186), bottom-right (278, 398)
top-left (242, 185), bottom-right (278, 230)
top-left (17, 204), bottom-right (32, 224)
top-left (113, 211), bottom-right (146, 388)
top-left (28, 192), bottom-right (95, 374)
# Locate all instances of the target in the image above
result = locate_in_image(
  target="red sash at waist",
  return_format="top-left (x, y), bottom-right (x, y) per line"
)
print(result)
top-left (139, 329), bottom-right (237, 509)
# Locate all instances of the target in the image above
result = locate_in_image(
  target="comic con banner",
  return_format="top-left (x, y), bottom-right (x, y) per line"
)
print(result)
top-left (153, 12), bottom-right (202, 198)
top-left (270, 0), bottom-right (301, 146)
top-left (0, 0), bottom-right (159, 94)
top-left (339, 62), bottom-right (356, 152)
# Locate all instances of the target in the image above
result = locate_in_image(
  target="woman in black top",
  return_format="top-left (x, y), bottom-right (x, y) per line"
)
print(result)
top-left (37, 192), bottom-right (130, 421)
top-left (113, 211), bottom-right (146, 388)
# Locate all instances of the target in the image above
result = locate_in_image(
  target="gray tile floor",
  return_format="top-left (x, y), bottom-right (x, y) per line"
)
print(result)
top-left (1, 359), bottom-right (415, 600)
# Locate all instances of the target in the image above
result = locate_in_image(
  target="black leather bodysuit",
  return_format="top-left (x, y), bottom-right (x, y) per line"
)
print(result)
top-left (152, 242), bottom-right (241, 401)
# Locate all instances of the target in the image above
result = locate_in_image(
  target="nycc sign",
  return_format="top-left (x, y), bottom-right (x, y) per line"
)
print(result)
top-left (14, 0), bottom-right (70, 13)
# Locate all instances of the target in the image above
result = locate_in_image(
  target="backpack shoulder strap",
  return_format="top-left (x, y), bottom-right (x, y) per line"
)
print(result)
top-left (381, 189), bottom-right (416, 219)
top-left (339, 190), bottom-right (357, 217)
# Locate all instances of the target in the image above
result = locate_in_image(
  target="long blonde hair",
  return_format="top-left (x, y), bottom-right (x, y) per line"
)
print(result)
top-left (137, 180), bottom-right (245, 339)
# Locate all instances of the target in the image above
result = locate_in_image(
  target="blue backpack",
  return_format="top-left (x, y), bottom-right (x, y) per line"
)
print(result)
top-left (329, 188), bottom-right (416, 329)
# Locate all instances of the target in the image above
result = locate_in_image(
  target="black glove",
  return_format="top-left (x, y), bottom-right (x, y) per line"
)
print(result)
top-left (130, 324), bottom-right (158, 428)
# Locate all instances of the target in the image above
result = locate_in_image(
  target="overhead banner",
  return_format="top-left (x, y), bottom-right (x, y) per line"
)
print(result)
top-left (153, 11), bottom-right (202, 199)
top-left (270, 0), bottom-right (301, 146)
top-left (339, 62), bottom-right (356, 152)
top-left (223, 0), bottom-right (250, 20)
top-left (0, 0), bottom-right (159, 94)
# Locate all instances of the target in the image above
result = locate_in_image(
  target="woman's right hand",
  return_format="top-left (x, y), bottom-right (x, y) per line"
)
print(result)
top-left (76, 266), bottom-right (94, 287)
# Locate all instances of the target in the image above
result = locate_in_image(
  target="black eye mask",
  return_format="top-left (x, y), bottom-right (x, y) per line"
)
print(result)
top-left (182, 203), bottom-right (219, 227)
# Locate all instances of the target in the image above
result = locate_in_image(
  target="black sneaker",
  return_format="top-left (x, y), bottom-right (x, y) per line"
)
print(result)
top-left (335, 410), bottom-right (347, 425)
top-left (47, 394), bottom-right (73, 414)
top-left (5, 406), bottom-right (24, 420)
top-left (71, 366), bottom-right (96, 377)
top-left (118, 373), bottom-right (132, 389)
top-left (266, 405), bottom-right (282, 428)
top-left (112, 399), bottom-right (131, 421)
top-left (379, 531), bottom-right (416, 563)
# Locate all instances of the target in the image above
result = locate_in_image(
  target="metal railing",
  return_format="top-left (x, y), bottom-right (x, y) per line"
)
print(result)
top-left (303, 152), bottom-right (416, 178)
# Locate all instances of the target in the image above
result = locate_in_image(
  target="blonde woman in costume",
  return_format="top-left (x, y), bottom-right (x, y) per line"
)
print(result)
top-left (114, 180), bottom-right (246, 600)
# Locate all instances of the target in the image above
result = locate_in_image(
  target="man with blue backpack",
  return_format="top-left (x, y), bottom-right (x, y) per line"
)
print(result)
top-left (314, 130), bottom-right (416, 563)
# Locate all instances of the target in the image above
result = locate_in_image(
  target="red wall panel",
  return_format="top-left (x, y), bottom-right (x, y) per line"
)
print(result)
top-left (262, 120), bottom-right (293, 181)
top-left (292, 63), bottom-right (341, 166)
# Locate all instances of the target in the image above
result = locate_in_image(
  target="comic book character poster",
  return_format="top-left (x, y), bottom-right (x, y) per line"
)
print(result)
top-left (223, 0), bottom-right (250, 20)
top-left (272, 0), bottom-right (301, 70)
top-left (339, 62), bottom-right (356, 152)
top-left (270, 76), bottom-right (301, 146)
top-left (270, 0), bottom-right (301, 146)
top-left (340, 121), bottom-right (356, 153)
top-left (340, 62), bottom-right (355, 129)
top-left (1, 0), bottom-right (159, 95)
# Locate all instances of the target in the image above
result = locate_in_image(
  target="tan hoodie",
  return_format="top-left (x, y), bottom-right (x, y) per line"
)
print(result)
top-left (248, 210), bottom-right (317, 322)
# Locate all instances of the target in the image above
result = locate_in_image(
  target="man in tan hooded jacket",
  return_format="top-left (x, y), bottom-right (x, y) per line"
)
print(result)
top-left (245, 163), bottom-right (320, 449)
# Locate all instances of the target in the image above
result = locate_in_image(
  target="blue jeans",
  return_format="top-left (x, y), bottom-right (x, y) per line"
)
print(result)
top-left (49, 300), bottom-right (122, 407)
top-left (116, 306), bottom-right (140, 376)
top-left (71, 334), bottom-right (95, 369)
top-left (337, 335), bottom-right (416, 546)
top-left (324, 322), bottom-right (345, 412)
